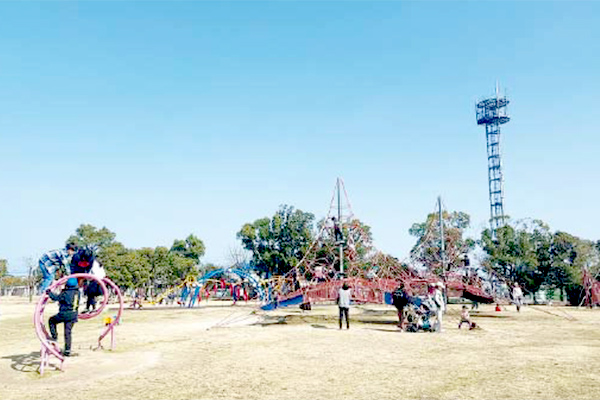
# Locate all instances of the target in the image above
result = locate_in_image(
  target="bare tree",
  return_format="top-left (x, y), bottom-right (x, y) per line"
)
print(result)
top-left (25, 257), bottom-right (38, 302)
top-left (226, 245), bottom-right (251, 268)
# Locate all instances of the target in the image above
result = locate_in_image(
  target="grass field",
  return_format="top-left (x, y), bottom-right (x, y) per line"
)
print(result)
top-left (1, 296), bottom-right (600, 400)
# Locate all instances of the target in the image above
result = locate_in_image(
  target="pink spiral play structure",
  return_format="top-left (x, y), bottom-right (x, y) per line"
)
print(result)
top-left (34, 273), bottom-right (124, 375)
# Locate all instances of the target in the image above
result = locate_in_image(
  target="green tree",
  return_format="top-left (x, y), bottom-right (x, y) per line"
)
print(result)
top-left (237, 205), bottom-right (315, 276)
top-left (170, 234), bottom-right (206, 263)
top-left (313, 218), bottom-right (374, 273)
top-left (0, 259), bottom-right (7, 279)
top-left (480, 220), bottom-right (549, 295)
top-left (65, 225), bottom-right (205, 290)
top-left (139, 246), bottom-right (197, 288)
top-left (0, 259), bottom-right (8, 294)
top-left (1, 275), bottom-right (28, 287)
top-left (549, 232), bottom-right (600, 305)
top-left (409, 211), bottom-right (475, 275)
top-left (97, 242), bottom-right (196, 290)
top-left (480, 220), bottom-right (600, 303)
top-left (97, 241), bottom-right (128, 284)
top-left (66, 224), bottom-right (117, 249)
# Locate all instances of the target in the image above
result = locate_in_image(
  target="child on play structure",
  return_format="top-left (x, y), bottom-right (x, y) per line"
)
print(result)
top-left (46, 277), bottom-right (80, 357)
top-left (70, 246), bottom-right (106, 313)
top-left (38, 243), bottom-right (78, 292)
top-left (458, 305), bottom-right (475, 330)
top-left (331, 217), bottom-right (344, 244)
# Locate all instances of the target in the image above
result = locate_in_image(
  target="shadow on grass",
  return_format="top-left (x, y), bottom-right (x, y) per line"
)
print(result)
top-left (252, 316), bottom-right (288, 326)
top-left (311, 324), bottom-right (333, 329)
top-left (1, 351), bottom-right (44, 373)
top-left (469, 313), bottom-right (511, 319)
top-left (358, 308), bottom-right (397, 316)
top-left (357, 319), bottom-right (399, 325)
top-left (122, 304), bottom-right (251, 311)
top-left (364, 327), bottom-right (402, 334)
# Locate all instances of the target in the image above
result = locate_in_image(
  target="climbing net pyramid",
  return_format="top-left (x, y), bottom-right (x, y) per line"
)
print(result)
top-left (256, 179), bottom-right (417, 309)
top-left (286, 179), bottom-right (409, 284)
top-left (262, 180), bottom-right (495, 308)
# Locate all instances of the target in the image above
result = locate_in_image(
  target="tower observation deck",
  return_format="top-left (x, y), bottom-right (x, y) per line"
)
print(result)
top-left (476, 89), bottom-right (510, 236)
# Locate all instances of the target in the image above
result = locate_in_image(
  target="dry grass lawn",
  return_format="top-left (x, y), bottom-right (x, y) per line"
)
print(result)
top-left (1, 296), bottom-right (600, 400)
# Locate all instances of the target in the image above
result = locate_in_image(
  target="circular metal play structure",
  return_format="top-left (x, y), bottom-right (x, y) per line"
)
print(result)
top-left (34, 273), bottom-right (123, 375)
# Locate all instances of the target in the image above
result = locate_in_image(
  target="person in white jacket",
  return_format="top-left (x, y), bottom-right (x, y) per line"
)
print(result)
top-left (512, 283), bottom-right (524, 312)
top-left (429, 282), bottom-right (445, 333)
top-left (337, 282), bottom-right (352, 330)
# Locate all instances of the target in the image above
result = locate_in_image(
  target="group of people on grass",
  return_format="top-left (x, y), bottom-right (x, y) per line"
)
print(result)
top-left (337, 280), bottom-right (449, 332)
top-left (337, 280), bottom-right (526, 332)
top-left (391, 282), bottom-right (447, 333)
top-left (38, 242), bottom-right (106, 357)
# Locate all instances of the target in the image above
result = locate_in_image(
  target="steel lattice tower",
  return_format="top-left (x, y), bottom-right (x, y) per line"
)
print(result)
top-left (476, 87), bottom-right (510, 237)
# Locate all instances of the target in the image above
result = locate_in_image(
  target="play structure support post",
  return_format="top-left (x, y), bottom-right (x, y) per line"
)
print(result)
top-left (438, 196), bottom-right (445, 271)
top-left (438, 196), bottom-right (449, 311)
top-left (338, 177), bottom-right (344, 274)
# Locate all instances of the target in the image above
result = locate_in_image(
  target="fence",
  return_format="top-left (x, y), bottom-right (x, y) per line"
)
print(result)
top-left (0, 285), bottom-right (34, 297)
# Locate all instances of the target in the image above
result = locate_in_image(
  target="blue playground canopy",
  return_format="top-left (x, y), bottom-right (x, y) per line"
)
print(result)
top-left (181, 267), bottom-right (267, 306)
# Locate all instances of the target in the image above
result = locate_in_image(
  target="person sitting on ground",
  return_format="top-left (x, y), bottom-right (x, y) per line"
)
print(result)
top-left (38, 243), bottom-right (78, 292)
top-left (46, 277), bottom-right (80, 356)
top-left (458, 305), bottom-right (475, 329)
top-left (337, 282), bottom-right (352, 330)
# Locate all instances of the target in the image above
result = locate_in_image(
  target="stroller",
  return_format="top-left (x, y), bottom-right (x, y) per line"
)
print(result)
top-left (404, 296), bottom-right (438, 332)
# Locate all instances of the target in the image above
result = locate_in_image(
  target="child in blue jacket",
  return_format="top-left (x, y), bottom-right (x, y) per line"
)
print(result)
top-left (47, 277), bottom-right (80, 356)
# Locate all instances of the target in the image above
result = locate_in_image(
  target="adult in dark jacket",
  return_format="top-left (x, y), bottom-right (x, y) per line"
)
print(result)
top-left (70, 246), bottom-right (104, 313)
top-left (47, 277), bottom-right (80, 356)
top-left (70, 247), bottom-right (97, 274)
top-left (392, 285), bottom-right (411, 330)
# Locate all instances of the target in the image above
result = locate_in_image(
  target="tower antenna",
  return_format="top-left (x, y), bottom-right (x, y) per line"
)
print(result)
top-left (476, 85), bottom-right (510, 238)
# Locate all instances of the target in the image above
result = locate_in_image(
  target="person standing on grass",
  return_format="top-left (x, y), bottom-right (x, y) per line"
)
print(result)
top-left (337, 282), bottom-right (352, 330)
top-left (392, 284), bottom-right (410, 331)
top-left (512, 283), bottom-right (524, 312)
top-left (429, 283), bottom-right (445, 333)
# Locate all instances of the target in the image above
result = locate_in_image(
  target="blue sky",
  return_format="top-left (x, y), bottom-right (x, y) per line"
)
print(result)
top-left (1, 1), bottom-right (599, 275)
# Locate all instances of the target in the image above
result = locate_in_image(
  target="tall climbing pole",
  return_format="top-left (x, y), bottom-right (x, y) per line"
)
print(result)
top-left (438, 196), bottom-right (448, 311)
top-left (438, 196), bottom-right (445, 274)
top-left (337, 177), bottom-right (344, 274)
top-left (477, 84), bottom-right (510, 239)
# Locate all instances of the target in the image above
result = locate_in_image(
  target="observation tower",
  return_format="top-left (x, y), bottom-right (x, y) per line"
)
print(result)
top-left (476, 85), bottom-right (510, 237)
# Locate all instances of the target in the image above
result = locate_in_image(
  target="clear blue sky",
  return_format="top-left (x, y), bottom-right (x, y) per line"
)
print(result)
top-left (1, 1), bottom-right (599, 275)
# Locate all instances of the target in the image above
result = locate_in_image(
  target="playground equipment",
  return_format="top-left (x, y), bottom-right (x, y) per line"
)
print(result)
top-left (258, 179), bottom-right (495, 312)
top-left (582, 268), bottom-right (600, 307)
top-left (150, 275), bottom-right (196, 306)
top-left (34, 273), bottom-right (123, 375)
top-left (177, 267), bottom-right (266, 307)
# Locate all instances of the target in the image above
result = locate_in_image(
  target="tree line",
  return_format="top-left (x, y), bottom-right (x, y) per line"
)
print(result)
top-left (1, 205), bottom-right (598, 305)
top-left (408, 212), bottom-right (600, 305)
